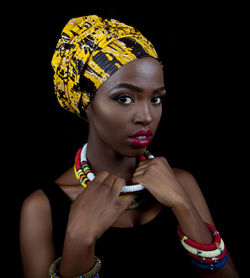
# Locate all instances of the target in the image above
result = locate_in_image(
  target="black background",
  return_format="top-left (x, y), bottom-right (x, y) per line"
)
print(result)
top-left (4, 3), bottom-right (246, 277)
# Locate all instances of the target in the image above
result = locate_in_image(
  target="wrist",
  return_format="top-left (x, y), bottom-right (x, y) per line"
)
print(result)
top-left (170, 195), bottom-right (193, 214)
top-left (60, 229), bottom-right (96, 277)
top-left (171, 197), bottom-right (214, 244)
top-left (65, 224), bottom-right (97, 247)
top-left (51, 256), bottom-right (101, 278)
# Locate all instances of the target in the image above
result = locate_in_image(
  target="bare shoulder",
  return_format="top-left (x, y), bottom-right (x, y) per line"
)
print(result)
top-left (21, 190), bottom-right (51, 220)
top-left (172, 168), bottom-right (215, 225)
top-left (172, 167), bottom-right (203, 199)
top-left (172, 168), bottom-right (199, 190)
top-left (20, 190), bottom-right (55, 277)
top-left (20, 189), bottom-right (53, 239)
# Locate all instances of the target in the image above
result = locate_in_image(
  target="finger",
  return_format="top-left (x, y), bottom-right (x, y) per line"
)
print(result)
top-left (132, 170), bottom-right (148, 185)
top-left (138, 159), bottom-right (151, 167)
top-left (133, 168), bottom-right (145, 177)
top-left (112, 177), bottom-right (126, 195)
top-left (135, 160), bottom-right (152, 171)
top-left (132, 175), bottom-right (142, 185)
top-left (94, 170), bottom-right (110, 183)
top-left (103, 173), bottom-right (118, 189)
top-left (135, 164), bottom-right (148, 172)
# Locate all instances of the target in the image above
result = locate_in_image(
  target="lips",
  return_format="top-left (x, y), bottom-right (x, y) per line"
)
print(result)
top-left (128, 130), bottom-right (153, 147)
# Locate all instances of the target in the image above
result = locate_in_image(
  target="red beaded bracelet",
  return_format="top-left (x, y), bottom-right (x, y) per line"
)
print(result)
top-left (177, 222), bottom-right (221, 251)
top-left (187, 246), bottom-right (227, 263)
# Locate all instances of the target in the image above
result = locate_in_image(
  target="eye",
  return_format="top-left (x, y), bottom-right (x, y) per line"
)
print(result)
top-left (115, 95), bottom-right (134, 105)
top-left (151, 96), bottom-right (162, 105)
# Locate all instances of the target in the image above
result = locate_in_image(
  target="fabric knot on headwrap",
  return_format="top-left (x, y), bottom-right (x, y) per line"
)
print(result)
top-left (51, 15), bottom-right (159, 115)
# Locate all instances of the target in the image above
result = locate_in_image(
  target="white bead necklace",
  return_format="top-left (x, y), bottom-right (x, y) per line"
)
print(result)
top-left (80, 143), bottom-right (154, 194)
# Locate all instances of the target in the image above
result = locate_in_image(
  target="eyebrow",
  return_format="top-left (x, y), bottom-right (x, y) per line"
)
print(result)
top-left (108, 83), bottom-right (166, 94)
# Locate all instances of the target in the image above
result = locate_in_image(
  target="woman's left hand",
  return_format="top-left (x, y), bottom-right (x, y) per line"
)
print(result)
top-left (132, 157), bottom-right (190, 208)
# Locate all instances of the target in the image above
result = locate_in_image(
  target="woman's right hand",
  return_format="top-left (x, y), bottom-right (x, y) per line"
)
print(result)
top-left (67, 170), bottom-right (134, 242)
top-left (60, 171), bottom-right (134, 277)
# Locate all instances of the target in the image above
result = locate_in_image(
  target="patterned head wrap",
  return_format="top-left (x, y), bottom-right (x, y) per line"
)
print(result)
top-left (51, 15), bottom-right (158, 116)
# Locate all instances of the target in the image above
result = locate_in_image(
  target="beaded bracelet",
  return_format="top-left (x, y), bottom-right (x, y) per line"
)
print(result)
top-left (190, 253), bottom-right (229, 272)
top-left (177, 223), bottom-right (228, 272)
top-left (181, 237), bottom-right (225, 258)
top-left (48, 256), bottom-right (101, 278)
top-left (178, 222), bottom-right (225, 257)
top-left (177, 222), bottom-right (221, 251)
top-left (188, 246), bottom-right (227, 263)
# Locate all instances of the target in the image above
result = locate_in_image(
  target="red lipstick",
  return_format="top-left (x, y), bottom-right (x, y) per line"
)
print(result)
top-left (129, 130), bottom-right (153, 148)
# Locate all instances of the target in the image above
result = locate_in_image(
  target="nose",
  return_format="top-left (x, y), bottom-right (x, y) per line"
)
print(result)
top-left (132, 102), bottom-right (153, 126)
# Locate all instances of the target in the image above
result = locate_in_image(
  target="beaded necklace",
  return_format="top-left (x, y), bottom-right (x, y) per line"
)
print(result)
top-left (74, 143), bottom-right (155, 209)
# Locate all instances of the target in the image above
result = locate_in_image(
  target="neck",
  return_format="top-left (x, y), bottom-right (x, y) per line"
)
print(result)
top-left (86, 136), bottom-right (137, 185)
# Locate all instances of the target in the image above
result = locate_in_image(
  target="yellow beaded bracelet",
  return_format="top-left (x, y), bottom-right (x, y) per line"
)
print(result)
top-left (48, 256), bottom-right (101, 278)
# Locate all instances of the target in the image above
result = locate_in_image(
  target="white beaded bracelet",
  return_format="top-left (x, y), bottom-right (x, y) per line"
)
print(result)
top-left (180, 238), bottom-right (225, 258)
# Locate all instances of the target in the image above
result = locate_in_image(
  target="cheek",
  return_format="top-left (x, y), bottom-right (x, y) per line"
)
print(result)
top-left (152, 108), bottom-right (162, 130)
top-left (92, 104), bottom-right (129, 137)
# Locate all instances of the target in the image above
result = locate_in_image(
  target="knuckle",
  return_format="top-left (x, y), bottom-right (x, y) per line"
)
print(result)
top-left (94, 170), bottom-right (110, 182)
top-left (152, 156), bottom-right (167, 167)
top-left (95, 182), bottom-right (109, 194)
top-left (148, 164), bottom-right (156, 171)
top-left (154, 157), bottom-right (163, 163)
top-left (98, 170), bottom-right (109, 176)
top-left (109, 173), bottom-right (118, 180)
top-left (101, 182), bottom-right (110, 190)
top-left (115, 176), bottom-right (126, 185)
top-left (160, 156), bottom-right (167, 163)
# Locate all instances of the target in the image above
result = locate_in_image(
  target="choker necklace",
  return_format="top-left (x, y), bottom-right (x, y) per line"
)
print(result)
top-left (74, 143), bottom-right (155, 209)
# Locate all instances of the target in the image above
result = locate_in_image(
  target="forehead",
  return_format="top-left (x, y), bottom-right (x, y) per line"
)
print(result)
top-left (97, 57), bottom-right (164, 94)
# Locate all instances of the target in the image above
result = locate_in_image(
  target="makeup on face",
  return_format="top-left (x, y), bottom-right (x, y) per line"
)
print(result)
top-left (108, 84), bottom-right (166, 112)
top-left (128, 129), bottom-right (153, 148)
top-left (106, 82), bottom-right (166, 149)
top-left (86, 57), bottom-right (166, 156)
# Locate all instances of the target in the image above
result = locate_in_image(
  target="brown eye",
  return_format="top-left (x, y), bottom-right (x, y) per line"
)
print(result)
top-left (151, 96), bottom-right (162, 105)
top-left (117, 96), bottom-right (134, 104)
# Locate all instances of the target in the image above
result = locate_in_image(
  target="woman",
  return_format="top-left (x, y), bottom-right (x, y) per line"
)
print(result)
top-left (20, 15), bottom-right (239, 278)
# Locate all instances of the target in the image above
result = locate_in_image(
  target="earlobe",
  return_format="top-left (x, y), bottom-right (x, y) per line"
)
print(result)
top-left (83, 104), bottom-right (93, 123)
top-left (85, 104), bottom-right (91, 117)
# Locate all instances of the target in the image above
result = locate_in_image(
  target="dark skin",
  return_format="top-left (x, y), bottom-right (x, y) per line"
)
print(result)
top-left (20, 57), bottom-right (239, 277)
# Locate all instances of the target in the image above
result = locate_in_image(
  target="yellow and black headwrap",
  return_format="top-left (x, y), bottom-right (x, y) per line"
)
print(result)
top-left (51, 15), bottom-right (159, 116)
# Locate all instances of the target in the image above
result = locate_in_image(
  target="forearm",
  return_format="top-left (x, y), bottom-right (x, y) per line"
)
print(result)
top-left (59, 229), bottom-right (96, 278)
top-left (171, 199), bottom-right (239, 278)
top-left (172, 198), bottom-right (213, 244)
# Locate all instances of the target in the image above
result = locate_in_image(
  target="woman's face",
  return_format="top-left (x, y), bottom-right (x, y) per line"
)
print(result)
top-left (85, 57), bottom-right (166, 157)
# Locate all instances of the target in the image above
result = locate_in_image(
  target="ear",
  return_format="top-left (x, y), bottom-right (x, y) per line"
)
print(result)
top-left (84, 103), bottom-right (93, 123)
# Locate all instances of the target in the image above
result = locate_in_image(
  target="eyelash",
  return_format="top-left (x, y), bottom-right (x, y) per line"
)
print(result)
top-left (112, 95), bottom-right (164, 105)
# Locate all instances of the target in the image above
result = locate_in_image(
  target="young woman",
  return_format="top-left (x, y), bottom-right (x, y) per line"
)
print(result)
top-left (20, 15), bottom-right (239, 278)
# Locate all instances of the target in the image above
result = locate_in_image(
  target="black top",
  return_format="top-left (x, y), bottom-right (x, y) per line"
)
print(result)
top-left (42, 182), bottom-right (198, 277)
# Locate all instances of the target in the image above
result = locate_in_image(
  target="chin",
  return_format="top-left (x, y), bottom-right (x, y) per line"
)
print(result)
top-left (122, 146), bottom-right (148, 158)
top-left (113, 140), bottom-right (151, 158)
